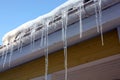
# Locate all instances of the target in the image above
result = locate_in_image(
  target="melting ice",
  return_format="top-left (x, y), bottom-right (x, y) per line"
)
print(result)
top-left (62, 10), bottom-right (68, 80)
top-left (2, 45), bottom-right (9, 68)
top-left (94, 0), bottom-right (104, 45)
top-left (79, 0), bottom-right (84, 38)
top-left (31, 25), bottom-right (36, 51)
top-left (8, 43), bottom-right (14, 67)
top-left (44, 19), bottom-right (49, 80)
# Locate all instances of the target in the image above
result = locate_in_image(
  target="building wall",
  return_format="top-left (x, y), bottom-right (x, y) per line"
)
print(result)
top-left (0, 29), bottom-right (120, 80)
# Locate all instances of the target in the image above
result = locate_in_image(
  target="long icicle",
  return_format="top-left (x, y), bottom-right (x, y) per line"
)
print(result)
top-left (17, 37), bottom-right (20, 53)
top-left (94, 0), bottom-right (104, 45)
top-left (44, 19), bottom-right (49, 80)
top-left (62, 10), bottom-right (68, 80)
top-left (40, 28), bottom-right (44, 48)
top-left (79, 0), bottom-right (84, 38)
top-left (94, 0), bottom-right (100, 32)
top-left (18, 33), bottom-right (23, 53)
top-left (20, 33), bottom-right (24, 54)
top-left (17, 33), bottom-right (23, 54)
top-left (31, 25), bottom-right (36, 51)
top-left (31, 25), bottom-right (35, 51)
top-left (98, 0), bottom-right (104, 46)
top-left (3, 45), bottom-right (8, 68)
top-left (8, 42), bottom-right (14, 67)
top-left (1, 46), bottom-right (5, 60)
top-left (0, 47), bottom-right (5, 71)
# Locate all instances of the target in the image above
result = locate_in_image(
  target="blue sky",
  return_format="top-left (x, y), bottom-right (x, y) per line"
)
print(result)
top-left (0, 0), bottom-right (67, 45)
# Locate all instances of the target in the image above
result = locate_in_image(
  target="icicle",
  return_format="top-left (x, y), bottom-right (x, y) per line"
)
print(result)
top-left (52, 16), bottom-right (56, 29)
top-left (30, 32), bottom-right (33, 51)
top-left (98, 0), bottom-right (104, 46)
top-left (19, 32), bottom-right (25, 53)
top-left (1, 46), bottom-right (5, 70)
top-left (20, 35), bottom-right (23, 53)
top-left (62, 10), bottom-right (68, 80)
top-left (17, 33), bottom-right (23, 53)
top-left (2, 45), bottom-right (9, 68)
top-left (79, 0), bottom-right (84, 38)
top-left (94, 0), bottom-right (104, 45)
top-left (1, 46), bottom-right (5, 60)
top-left (44, 19), bottom-right (49, 80)
top-left (94, 0), bottom-right (100, 32)
top-left (8, 42), bottom-right (14, 67)
top-left (17, 38), bottom-right (20, 53)
top-left (31, 25), bottom-right (36, 51)
top-left (40, 28), bottom-right (44, 48)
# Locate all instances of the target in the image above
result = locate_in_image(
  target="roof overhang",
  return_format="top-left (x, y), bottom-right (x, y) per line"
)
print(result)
top-left (0, 0), bottom-right (120, 72)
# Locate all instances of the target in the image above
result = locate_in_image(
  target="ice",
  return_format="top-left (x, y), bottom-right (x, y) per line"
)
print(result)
top-left (30, 24), bottom-right (37, 51)
top-left (19, 38), bottom-right (23, 53)
top-left (8, 43), bottom-right (14, 67)
top-left (52, 16), bottom-right (57, 29)
top-left (2, 45), bottom-right (9, 68)
top-left (94, 0), bottom-right (104, 45)
top-left (44, 19), bottom-right (49, 80)
top-left (40, 28), bottom-right (44, 48)
top-left (60, 1), bottom-right (84, 79)
top-left (17, 32), bottom-right (25, 53)
top-left (19, 34), bottom-right (22, 53)
top-left (98, 0), bottom-right (104, 46)
top-left (1, 47), bottom-right (5, 60)
top-left (17, 37), bottom-right (21, 53)
top-left (94, 0), bottom-right (100, 32)
top-left (62, 10), bottom-right (68, 80)
top-left (79, 0), bottom-right (84, 38)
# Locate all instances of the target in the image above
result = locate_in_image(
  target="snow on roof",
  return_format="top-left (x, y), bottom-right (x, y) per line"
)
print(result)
top-left (2, 0), bottom-right (84, 45)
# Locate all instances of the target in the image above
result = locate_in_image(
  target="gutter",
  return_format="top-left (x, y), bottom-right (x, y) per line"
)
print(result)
top-left (0, 0), bottom-right (120, 72)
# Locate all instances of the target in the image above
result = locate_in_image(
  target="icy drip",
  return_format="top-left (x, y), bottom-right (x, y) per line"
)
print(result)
top-left (52, 16), bottom-right (56, 29)
top-left (98, 0), bottom-right (104, 46)
top-left (8, 42), bottom-right (14, 67)
top-left (2, 45), bottom-right (9, 68)
top-left (94, 0), bottom-right (104, 45)
top-left (17, 35), bottom-right (21, 53)
top-left (20, 32), bottom-right (27, 53)
top-left (19, 36), bottom-right (23, 53)
top-left (1, 47), bottom-right (5, 60)
top-left (79, 1), bottom-right (84, 38)
top-left (17, 39), bottom-right (20, 52)
top-left (40, 28), bottom-right (44, 48)
top-left (62, 10), bottom-right (68, 80)
top-left (94, 0), bottom-right (100, 32)
top-left (18, 33), bottom-right (24, 53)
top-left (31, 25), bottom-right (36, 51)
top-left (44, 20), bottom-right (49, 80)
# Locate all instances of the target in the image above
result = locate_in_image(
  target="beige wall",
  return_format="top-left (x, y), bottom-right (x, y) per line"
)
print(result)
top-left (0, 29), bottom-right (120, 80)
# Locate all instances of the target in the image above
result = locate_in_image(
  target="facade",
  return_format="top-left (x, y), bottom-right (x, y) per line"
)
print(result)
top-left (0, 0), bottom-right (120, 80)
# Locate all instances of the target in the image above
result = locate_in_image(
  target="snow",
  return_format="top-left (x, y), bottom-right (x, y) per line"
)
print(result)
top-left (2, 0), bottom-right (83, 45)
top-left (2, 20), bottom-right (35, 45)
top-left (1, 0), bottom-right (84, 72)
